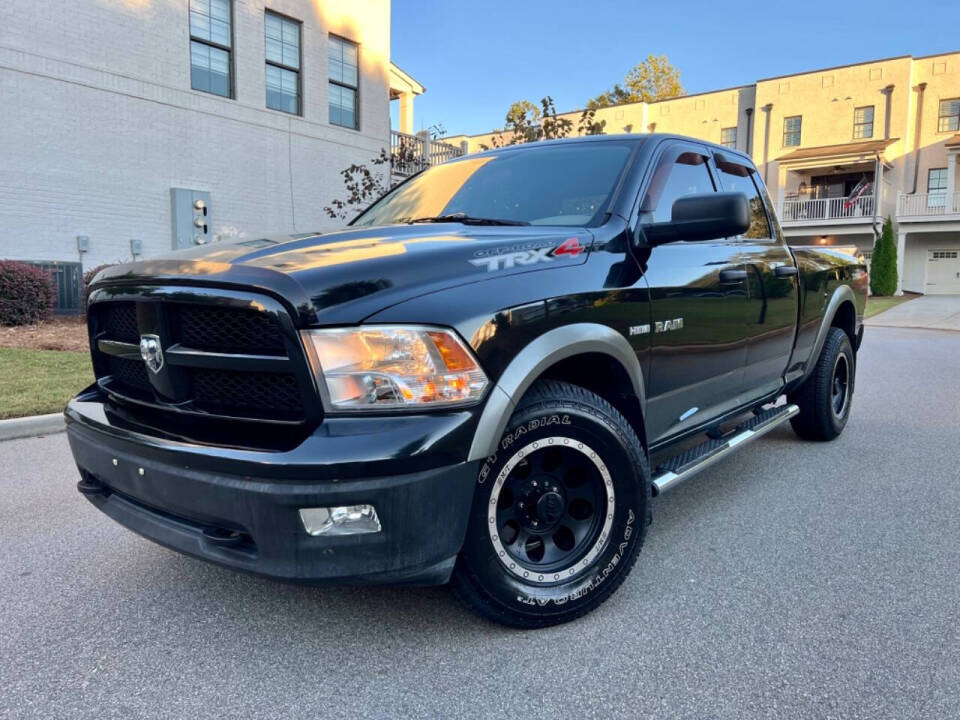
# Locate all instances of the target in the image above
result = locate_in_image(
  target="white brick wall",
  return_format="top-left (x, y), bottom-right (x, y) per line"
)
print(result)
top-left (0, 0), bottom-right (392, 269)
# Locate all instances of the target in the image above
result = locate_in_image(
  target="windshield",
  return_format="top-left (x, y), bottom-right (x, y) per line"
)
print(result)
top-left (352, 141), bottom-right (636, 228)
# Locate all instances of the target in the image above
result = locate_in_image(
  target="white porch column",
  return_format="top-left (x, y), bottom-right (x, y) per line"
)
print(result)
top-left (947, 152), bottom-right (957, 210)
top-left (398, 92), bottom-right (414, 135)
top-left (895, 230), bottom-right (906, 296)
top-left (776, 164), bottom-right (788, 216)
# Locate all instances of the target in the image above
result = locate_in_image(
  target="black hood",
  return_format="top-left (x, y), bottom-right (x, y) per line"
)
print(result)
top-left (93, 224), bottom-right (594, 325)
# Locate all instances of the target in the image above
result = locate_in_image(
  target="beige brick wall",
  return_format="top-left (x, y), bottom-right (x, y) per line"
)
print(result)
top-left (0, 0), bottom-right (392, 268)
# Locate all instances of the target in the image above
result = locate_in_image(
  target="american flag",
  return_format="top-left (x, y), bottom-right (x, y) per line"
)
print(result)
top-left (844, 177), bottom-right (872, 209)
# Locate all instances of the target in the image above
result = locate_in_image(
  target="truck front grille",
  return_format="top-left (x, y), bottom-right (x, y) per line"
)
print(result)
top-left (87, 290), bottom-right (318, 427)
top-left (176, 305), bottom-right (287, 356)
top-left (191, 368), bottom-right (304, 416)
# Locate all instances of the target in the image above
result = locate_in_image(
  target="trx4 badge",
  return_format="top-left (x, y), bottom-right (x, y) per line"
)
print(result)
top-left (469, 237), bottom-right (586, 272)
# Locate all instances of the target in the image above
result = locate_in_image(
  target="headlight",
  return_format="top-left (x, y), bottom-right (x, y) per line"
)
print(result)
top-left (302, 326), bottom-right (488, 410)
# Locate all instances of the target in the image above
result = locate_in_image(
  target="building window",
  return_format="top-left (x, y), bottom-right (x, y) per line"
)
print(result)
top-left (927, 167), bottom-right (947, 207)
top-left (720, 127), bottom-right (738, 149)
top-left (853, 106), bottom-right (874, 139)
top-left (783, 116), bottom-right (802, 147)
top-left (329, 35), bottom-right (358, 129)
top-left (265, 12), bottom-right (301, 114)
top-left (939, 99), bottom-right (960, 132)
top-left (190, 0), bottom-right (232, 98)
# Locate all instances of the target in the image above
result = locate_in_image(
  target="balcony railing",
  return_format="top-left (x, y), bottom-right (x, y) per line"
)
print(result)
top-left (780, 195), bottom-right (875, 223)
top-left (897, 191), bottom-right (960, 218)
top-left (390, 130), bottom-right (463, 179)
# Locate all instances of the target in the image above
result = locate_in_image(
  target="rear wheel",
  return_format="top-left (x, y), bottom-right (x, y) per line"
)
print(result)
top-left (452, 380), bottom-right (649, 628)
top-left (788, 326), bottom-right (855, 441)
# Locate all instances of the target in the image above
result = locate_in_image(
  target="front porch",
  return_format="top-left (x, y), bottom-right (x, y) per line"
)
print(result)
top-left (897, 138), bottom-right (960, 221)
top-left (388, 63), bottom-right (465, 182)
top-left (774, 139), bottom-right (896, 231)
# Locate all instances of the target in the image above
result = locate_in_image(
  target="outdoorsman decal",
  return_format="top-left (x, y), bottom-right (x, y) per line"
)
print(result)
top-left (469, 237), bottom-right (586, 272)
top-left (515, 509), bottom-right (636, 606)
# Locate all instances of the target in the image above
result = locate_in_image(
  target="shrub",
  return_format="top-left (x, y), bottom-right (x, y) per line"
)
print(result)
top-left (0, 261), bottom-right (56, 326)
top-left (81, 264), bottom-right (114, 314)
top-left (869, 217), bottom-right (898, 296)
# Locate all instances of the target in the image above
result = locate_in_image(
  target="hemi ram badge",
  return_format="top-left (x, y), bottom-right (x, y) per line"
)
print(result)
top-left (655, 318), bottom-right (684, 333)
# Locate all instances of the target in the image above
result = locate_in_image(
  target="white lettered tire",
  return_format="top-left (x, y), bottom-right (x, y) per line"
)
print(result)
top-left (452, 380), bottom-right (650, 628)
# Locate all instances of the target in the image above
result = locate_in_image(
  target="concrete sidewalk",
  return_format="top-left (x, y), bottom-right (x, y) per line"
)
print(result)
top-left (866, 295), bottom-right (960, 331)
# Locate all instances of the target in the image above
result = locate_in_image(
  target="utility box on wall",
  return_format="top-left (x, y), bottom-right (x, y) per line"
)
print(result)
top-left (170, 188), bottom-right (211, 249)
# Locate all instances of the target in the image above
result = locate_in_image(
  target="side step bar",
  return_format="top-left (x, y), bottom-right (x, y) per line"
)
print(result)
top-left (651, 404), bottom-right (799, 496)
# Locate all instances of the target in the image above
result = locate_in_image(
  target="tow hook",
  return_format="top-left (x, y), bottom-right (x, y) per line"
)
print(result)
top-left (202, 527), bottom-right (248, 548)
top-left (77, 475), bottom-right (110, 496)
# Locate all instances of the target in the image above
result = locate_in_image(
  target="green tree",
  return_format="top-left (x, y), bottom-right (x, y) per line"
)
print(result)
top-left (869, 217), bottom-right (898, 296)
top-left (588, 54), bottom-right (685, 109)
top-left (483, 96), bottom-right (605, 149)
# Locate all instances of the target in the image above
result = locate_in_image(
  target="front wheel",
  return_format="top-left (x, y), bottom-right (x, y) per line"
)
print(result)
top-left (452, 380), bottom-right (650, 628)
top-left (788, 326), bottom-right (855, 441)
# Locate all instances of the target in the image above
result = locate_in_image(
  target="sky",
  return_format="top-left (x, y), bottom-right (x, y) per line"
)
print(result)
top-left (391, 0), bottom-right (958, 137)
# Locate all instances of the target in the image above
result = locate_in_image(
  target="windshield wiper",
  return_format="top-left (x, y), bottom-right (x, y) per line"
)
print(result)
top-left (406, 213), bottom-right (530, 226)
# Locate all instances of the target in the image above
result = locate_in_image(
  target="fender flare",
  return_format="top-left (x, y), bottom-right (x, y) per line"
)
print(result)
top-left (467, 323), bottom-right (645, 461)
top-left (800, 284), bottom-right (857, 383)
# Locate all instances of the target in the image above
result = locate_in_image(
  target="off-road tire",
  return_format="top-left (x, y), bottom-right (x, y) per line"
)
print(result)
top-left (452, 380), bottom-right (650, 628)
top-left (788, 327), bottom-right (855, 441)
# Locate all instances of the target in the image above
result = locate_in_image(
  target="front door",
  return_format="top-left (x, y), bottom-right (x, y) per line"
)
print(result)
top-left (638, 141), bottom-right (749, 445)
top-left (714, 152), bottom-right (800, 401)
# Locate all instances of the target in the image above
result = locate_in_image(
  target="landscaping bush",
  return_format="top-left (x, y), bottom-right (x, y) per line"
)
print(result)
top-left (81, 263), bottom-right (114, 314)
top-left (0, 261), bottom-right (55, 326)
top-left (869, 217), bottom-right (898, 296)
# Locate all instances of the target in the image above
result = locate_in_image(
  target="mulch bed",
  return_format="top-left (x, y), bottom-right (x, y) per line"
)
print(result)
top-left (0, 316), bottom-right (90, 352)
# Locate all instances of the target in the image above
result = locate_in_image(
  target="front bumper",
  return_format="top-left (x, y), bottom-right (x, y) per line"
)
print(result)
top-left (66, 390), bottom-right (481, 585)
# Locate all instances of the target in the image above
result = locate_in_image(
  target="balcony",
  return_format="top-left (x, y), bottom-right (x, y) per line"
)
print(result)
top-left (897, 192), bottom-right (960, 221)
top-left (390, 130), bottom-right (464, 180)
top-left (780, 195), bottom-right (875, 225)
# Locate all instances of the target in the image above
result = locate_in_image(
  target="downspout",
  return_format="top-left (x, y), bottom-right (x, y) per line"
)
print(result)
top-left (872, 152), bottom-right (881, 238)
top-left (761, 104), bottom-right (773, 186)
top-left (881, 85), bottom-right (894, 140)
top-left (744, 107), bottom-right (754, 157)
top-left (909, 83), bottom-right (927, 194)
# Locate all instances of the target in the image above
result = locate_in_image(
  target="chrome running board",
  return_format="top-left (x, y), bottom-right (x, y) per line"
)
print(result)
top-left (651, 404), bottom-right (799, 496)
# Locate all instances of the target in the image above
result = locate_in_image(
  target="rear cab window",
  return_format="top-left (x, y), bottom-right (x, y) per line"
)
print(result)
top-left (714, 153), bottom-right (779, 241)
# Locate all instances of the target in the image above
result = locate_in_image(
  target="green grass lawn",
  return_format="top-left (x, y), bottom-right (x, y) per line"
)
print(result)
top-left (0, 347), bottom-right (93, 420)
top-left (864, 294), bottom-right (916, 319)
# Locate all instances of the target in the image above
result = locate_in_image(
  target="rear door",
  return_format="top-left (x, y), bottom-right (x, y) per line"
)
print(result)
top-left (713, 151), bottom-right (800, 401)
top-left (638, 141), bottom-right (750, 445)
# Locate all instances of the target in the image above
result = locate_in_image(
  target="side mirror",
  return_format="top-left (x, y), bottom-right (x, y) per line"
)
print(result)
top-left (639, 191), bottom-right (751, 246)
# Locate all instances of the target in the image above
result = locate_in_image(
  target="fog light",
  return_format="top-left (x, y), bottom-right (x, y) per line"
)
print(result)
top-left (299, 505), bottom-right (381, 536)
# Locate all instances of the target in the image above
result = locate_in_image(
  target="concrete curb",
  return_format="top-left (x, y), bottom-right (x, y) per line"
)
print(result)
top-left (865, 320), bottom-right (960, 333)
top-left (0, 413), bottom-right (66, 441)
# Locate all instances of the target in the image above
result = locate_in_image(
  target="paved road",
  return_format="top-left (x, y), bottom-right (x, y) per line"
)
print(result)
top-left (866, 294), bottom-right (960, 331)
top-left (2, 327), bottom-right (959, 720)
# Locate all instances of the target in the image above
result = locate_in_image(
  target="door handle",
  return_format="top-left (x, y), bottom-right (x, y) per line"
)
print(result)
top-left (774, 265), bottom-right (799, 277)
top-left (719, 269), bottom-right (748, 283)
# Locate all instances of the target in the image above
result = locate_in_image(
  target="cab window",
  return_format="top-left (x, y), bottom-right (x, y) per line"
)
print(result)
top-left (716, 158), bottom-right (772, 240)
top-left (641, 151), bottom-right (715, 224)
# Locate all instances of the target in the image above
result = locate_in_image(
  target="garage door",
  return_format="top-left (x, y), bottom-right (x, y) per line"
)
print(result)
top-left (926, 250), bottom-right (960, 294)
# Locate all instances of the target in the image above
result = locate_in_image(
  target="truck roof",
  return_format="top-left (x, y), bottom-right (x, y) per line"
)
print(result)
top-left (466, 133), bottom-right (755, 167)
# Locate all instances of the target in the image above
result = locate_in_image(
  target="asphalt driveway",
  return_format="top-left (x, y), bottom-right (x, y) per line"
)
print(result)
top-left (2, 327), bottom-right (958, 719)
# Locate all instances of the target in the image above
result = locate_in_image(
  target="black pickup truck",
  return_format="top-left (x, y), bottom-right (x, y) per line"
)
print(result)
top-left (68, 135), bottom-right (867, 627)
